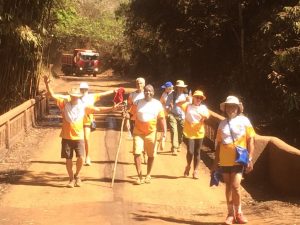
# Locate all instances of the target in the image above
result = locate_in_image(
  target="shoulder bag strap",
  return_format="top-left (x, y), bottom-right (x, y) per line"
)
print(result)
top-left (227, 119), bottom-right (236, 147)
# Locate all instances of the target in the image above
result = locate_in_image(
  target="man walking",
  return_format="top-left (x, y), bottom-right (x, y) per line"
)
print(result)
top-left (130, 84), bottom-right (167, 184)
top-left (44, 76), bottom-right (120, 188)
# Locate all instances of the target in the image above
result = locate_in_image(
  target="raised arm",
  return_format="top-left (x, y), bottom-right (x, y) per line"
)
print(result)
top-left (43, 76), bottom-right (68, 100)
top-left (92, 102), bottom-right (122, 113)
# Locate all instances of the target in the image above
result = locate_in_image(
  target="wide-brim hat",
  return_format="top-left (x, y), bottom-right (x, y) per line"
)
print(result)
top-left (79, 82), bottom-right (89, 89)
top-left (175, 80), bottom-right (187, 87)
top-left (220, 96), bottom-right (243, 112)
top-left (68, 88), bottom-right (83, 97)
top-left (193, 90), bottom-right (206, 100)
top-left (161, 81), bottom-right (173, 89)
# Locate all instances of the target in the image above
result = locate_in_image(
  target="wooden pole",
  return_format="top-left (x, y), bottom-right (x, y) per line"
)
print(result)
top-left (111, 115), bottom-right (126, 188)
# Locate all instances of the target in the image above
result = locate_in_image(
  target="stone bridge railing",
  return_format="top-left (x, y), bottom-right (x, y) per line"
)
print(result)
top-left (204, 110), bottom-right (300, 196)
top-left (0, 96), bottom-right (47, 153)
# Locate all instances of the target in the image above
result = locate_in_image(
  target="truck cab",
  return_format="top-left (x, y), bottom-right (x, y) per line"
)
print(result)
top-left (61, 49), bottom-right (101, 77)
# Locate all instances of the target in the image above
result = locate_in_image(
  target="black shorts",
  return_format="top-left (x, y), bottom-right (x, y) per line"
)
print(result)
top-left (220, 165), bottom-right (244, 174)
top-left (61, 139), bottom-right (84, 159)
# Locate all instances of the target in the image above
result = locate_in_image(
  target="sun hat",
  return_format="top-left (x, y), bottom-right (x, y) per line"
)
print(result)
top-left (68, 88), bottom-right (83, 97)
top-left (175, 80), bottom-right (187, 88)
top-left (192, 90), bottom-right (206, 100)
top-left (161, 81), bottom-right (173, 89)
top-left (79, 82), bottom-right (89, 89)
top-left (220, 96), bottom-right (243, 112)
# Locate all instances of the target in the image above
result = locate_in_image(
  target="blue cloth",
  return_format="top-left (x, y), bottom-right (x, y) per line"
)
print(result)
top-left (210, 170), bottom-right (222, 187)
top-left (161, 81), bottom-right (173, 89)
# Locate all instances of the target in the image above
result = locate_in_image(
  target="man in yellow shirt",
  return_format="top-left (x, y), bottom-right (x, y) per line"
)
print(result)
top-left (130, 84), bottom-right (167, 185)
top-left (44, 76), bottom-right (120, 188)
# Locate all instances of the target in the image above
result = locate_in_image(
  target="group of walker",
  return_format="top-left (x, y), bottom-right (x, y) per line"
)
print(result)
top-left (44, 75), bottom-right (255, 225)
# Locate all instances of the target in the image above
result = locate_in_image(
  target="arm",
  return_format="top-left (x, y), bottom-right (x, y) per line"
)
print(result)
top-left (93, 102), bottom-right (122, 113)
top-left (98, 88), bottom-right (118, 98)
top-left (43, 76), bottom-right (68, 101)
top-left (158, 117), bottom-right (167, 139)
top-left (211, 142), bottom-right (221, 172)
top-left (245, 137), bottom-right (255, 173)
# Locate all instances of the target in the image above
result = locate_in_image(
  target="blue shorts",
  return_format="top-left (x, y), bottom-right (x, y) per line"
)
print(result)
top-left (61, 139), bottom-right (84, 159)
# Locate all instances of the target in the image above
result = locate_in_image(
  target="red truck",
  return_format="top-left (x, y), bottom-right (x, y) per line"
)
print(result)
top-left (61, 49), bottom-right (101, 77)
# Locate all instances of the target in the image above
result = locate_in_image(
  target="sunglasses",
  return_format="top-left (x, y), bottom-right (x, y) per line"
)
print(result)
top-left (194, 96), bottom-right (203, 100)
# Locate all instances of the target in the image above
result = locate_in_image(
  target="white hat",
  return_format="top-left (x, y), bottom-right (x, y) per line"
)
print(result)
top-left (79, 82), bottom-right (89, 89)
top-left (68, 88), bottom-right (83, 97)
top-left (220, 96), bottom-right (243, 112)
top-left (175, 80), bottom-right (187, 88)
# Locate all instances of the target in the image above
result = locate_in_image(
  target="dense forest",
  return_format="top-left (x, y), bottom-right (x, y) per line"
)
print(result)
top-left (0, 0), bottom-right (299, 147)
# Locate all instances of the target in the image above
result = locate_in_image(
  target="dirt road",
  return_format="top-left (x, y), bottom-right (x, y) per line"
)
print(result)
top-left (0, 71), bottom-right (299, 225)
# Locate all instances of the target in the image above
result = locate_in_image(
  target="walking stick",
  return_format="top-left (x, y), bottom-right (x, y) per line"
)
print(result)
top-left (111, 102), bottom-right (127, 188)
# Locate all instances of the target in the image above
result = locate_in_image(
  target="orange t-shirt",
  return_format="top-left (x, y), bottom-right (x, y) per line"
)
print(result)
top-left (130, 98), bottom-right (165, 135)
top-left (57, 98), bottom-right (94, 140)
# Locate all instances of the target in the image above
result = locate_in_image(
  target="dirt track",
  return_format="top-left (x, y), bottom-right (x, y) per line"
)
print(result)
top-left (0, 70), bottom-right (299, 225)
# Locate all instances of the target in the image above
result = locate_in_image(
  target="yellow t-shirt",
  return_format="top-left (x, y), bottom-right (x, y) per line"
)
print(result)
top-left (81, 93), bottom-right (101, 125)
top-left (216, 115), bottom-right (256, 166)
top-left (57, 98), bottom-right (94, 140)
top-left (130, 98), bottom-right (165, 135)
top-left (181, 103), bottom-right (209, 139)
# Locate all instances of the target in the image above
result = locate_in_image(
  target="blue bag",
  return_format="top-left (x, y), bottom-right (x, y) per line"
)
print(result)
top-left (235, 146), bottom-right (249, 166)
top-left (227, 120), bottom-right (249, 166)
top-left (210, 170), bottom-right (222, 187)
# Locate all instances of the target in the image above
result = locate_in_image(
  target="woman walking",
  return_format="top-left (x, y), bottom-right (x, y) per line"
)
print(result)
top-left (212, 96), bottom-right (255, 224)
top-left (182, 90), bottom-right (209, 179)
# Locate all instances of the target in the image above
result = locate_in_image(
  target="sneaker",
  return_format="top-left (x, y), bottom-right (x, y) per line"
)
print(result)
top-left (193, 170), bottom-right (199, 179)
top-left (144, 175), bottom-right (151, 184)
top-left (85, 156), bottom-right (91, 166)
top-left (134, 177), bottom-right (144, 185)
top-left (224, 215), bottom-right (235, 225)
top-left (67, 179), bottom-right (75, 188)
top-left (235, 213), bottom-right (248, 224)
top-left (184, 166), bottom-right (190, 177)
top-left (74, 176), bottom-right (82, 187)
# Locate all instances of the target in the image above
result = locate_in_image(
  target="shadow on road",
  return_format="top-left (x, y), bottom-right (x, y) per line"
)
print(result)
top-left (131, 212), bottom-right (223, 225)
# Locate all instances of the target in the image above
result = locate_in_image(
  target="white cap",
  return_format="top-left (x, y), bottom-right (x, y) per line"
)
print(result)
top-left (79, 82), bottom-right (89, 89)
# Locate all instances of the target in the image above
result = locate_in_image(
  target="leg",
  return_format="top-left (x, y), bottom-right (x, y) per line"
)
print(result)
top-left (177, 118), bottom-right (185, 151)
top-left (61, 139), bottom-right (75, 187)
top-left (83, 126), bottom-right (91, 165)
top-left (74, 140), bottom-right (85, 187)
top-left (133, 134), bottom-right (144, 184)
top-left (230, 169), bottom-right (248, 223)
top-left (144, 131), bottom-right (156, 183)
top-left (193, 138), bottom-right (203, 179)
top-left (184, 138), bottom-right (193, 177)
top-left (167, 114), bottom-right (179, 154)
top-left (222, 172), bottom-right (234, 215)
top-left (66, 159), bottom-right (74, 181)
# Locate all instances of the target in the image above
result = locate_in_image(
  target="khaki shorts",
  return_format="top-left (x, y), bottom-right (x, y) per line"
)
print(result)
top-left (133, 132), bottom-right (157, 157)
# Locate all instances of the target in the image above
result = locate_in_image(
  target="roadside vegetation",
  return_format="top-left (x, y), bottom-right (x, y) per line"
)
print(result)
top-left (0, 0), bottom-right (299, 147)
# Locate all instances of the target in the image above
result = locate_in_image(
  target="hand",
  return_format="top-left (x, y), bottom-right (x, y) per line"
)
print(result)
top-left (114, 88), bottom-right (119, 93)
top-left (113, 102), bottom-right (123, 111)
top-left (245, 161), bottom-right (253, 174)
top-left (43, 75), bottom-right (50, 84)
